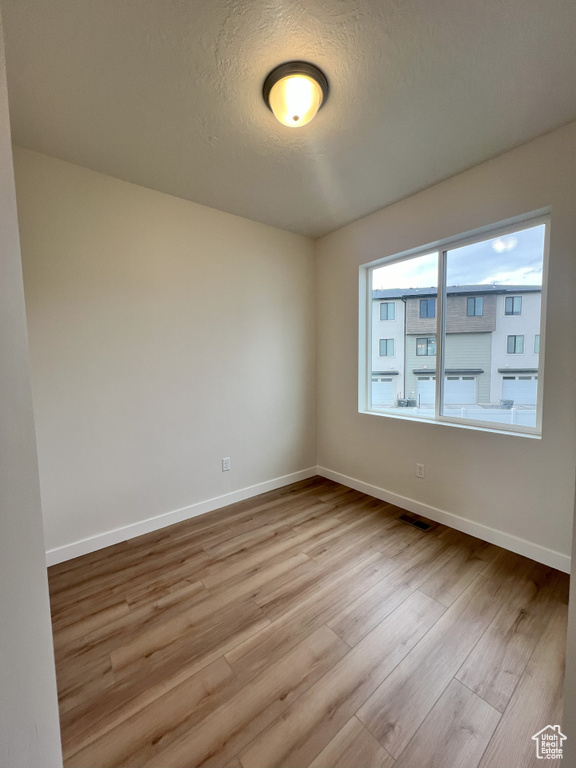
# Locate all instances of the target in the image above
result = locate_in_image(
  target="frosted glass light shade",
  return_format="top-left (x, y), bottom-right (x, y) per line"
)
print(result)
top-left (263, 62), bottom-right (329, 128)
top-left (268, 74), bottom-right (323, 127)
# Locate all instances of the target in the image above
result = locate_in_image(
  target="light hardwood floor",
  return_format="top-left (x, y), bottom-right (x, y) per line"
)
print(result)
top-left (48, 477), bottom-right (569, 768)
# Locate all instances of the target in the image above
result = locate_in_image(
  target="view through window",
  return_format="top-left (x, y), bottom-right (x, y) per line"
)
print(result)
top-left (367, 219), bottom-right (547, 433)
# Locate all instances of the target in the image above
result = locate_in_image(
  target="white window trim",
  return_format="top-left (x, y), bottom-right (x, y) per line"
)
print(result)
top-left (359, 211), bottom-right (550, 438)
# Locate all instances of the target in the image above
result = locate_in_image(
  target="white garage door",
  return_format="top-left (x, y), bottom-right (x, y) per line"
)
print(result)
top-left (444, 376), bottom-right (477, 405)
top-left (416, 377), bottom-right (436, 406)
top-left (371, 377), bottom-right (395, 406)
top-left (417, 376), bottom-right (477, 406)
top-left (502, 376), bottom-right (538, 405)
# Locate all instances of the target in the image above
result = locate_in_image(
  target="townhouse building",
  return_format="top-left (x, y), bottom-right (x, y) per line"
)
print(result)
top-left (371, 285), bottom-right (541, 408)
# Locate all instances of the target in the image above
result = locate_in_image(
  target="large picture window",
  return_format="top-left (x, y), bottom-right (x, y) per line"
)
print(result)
top-left (361, 216), bottom-right (548, 435)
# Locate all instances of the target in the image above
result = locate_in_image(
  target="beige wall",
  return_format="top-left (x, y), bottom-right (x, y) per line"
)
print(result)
top-left (316, 121), bottom-right (576, 565)
top-left (14, 148), bottom-right (316, 556)
top-left (0, 18), bottom-right (62, 768)
top-left (563, 488), bottom-right (576, 764)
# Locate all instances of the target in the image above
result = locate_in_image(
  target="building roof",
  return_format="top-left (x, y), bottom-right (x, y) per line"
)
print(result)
top-left (373, 284), bottom-right (541, 300)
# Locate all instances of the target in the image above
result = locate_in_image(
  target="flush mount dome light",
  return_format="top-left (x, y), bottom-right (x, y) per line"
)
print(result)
top-left (263, 61), bottom-right (329, 127)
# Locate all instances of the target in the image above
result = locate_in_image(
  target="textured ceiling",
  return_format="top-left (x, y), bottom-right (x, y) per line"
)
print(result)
top-left (3, 0), bottom-right (576, 237)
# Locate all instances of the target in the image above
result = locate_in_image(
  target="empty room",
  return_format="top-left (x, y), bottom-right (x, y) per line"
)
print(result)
top-left (1, 1), bottom-right (576, 768)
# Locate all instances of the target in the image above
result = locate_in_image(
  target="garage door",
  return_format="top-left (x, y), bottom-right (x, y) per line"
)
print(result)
top-left (371, 377), bottom-right (395, 406)
top-left (502, 375), bottom-right (538, 405)
top-left (417, 376), bottom-right (477, 406)
top-left (416, 377), bottom-right (436, 406)
top-left (444, 376), bottom-right (476, 405)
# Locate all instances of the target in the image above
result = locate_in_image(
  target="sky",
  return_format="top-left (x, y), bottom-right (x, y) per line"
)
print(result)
top-left (372, 223), bottom-right (545, 290)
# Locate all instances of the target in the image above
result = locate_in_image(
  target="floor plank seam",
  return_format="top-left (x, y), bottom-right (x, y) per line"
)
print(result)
top-left (48, 477), bottom-right (568, 768)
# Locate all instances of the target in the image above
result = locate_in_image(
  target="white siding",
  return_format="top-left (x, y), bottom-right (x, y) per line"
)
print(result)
top-left (371, 300), bottom-right (405, 392)
top-left (490, 291), bottom-right (541, 402)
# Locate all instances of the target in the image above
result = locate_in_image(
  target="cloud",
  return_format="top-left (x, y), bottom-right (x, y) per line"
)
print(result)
top-left (372, 223), bottom-right (545, 290)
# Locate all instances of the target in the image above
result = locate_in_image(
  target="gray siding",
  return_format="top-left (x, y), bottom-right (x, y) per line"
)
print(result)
top-left (405, 297), bottom-right (437, 335)
top-left (445, 294), bottom-right (496, 333)
top-left (406, 294), bottom-right (497, 335)
top-left (405, 332), bottom-right (492, 403)
top-left (404, 335), bottom-right (435, 400)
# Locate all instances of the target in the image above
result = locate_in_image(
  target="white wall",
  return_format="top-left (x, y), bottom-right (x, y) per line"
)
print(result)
top-left (0, 15), bottom-right (62, 768)
top-left (14, 148), bottom-right (316, 559)
top-left (316, 122), bottom-right (576, 569)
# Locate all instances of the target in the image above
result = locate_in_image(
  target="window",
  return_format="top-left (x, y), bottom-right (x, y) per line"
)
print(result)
top-left (379, 339), bottom-right (394, 356)
top-left (467, 296), bottom-right (483, 316)
top-left (416, 337), bottom-right (436, 356)
top-left (507, 335), bottom-right (524, 354)
top-left (380, 302), bottom-right (395, 321)
top-left (420, 298), bottom-right (436, 318)
top-left (505, 296), bottom-right (522, 315)
top-left (362, 216), bottom-right (548, 435)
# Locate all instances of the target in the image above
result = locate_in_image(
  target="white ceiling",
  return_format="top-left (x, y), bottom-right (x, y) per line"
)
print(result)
top-left (3, 0), bottom-right (576, 237)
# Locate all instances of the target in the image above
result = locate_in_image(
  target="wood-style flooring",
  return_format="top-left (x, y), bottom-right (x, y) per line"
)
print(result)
top-left (48, 477), bottom-right (569, 768)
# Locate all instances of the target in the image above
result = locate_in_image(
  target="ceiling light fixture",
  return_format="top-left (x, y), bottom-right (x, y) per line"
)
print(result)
top-left (263, 61), bottom-right (329, 128)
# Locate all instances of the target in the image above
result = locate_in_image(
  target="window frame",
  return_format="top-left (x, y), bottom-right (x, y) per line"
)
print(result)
top-left (419, 298), bottom-right (436, 319)
top-left (379, 301), bottom-right (395, 321)
top-left (467, 296), bottom-right (484, 316)
top-left (507, 335), bottom-right (524, 355)
top-left (416, 336), bottom-right (436, 356)
top-left (379, 338), bottom-right (394, 357)
top-left (505, 296), bottom-right (522, 316)
top-left (359, 212), bottom-right (550, 438)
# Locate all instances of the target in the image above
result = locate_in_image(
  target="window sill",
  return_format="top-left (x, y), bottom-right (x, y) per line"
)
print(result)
top-left (359, 407), bottom-right (542, 439)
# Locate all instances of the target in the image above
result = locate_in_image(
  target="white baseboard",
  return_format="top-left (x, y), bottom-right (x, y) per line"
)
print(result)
top-left (47, 464), bottom-right (571, 574)
top-left (318, 466), bottom-right (571, 573)
top-left (45, 467), bottom-right (318, 566)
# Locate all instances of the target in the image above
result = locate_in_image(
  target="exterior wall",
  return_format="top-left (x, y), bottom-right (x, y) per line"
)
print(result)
top-left (405, 296), bottom-right (437, 335)
top-left (404, 332), bottom-right (492, 403)
top-left (405, 335), bottom-right (436, 400)
top-left (371, 299), bottom-right (404, 378)
top-left (445, 294), bottom-right (497, 333)
top-left (406, 292), bottom-right (497, 335)
top-left (490, 292), bottom-right (541, 401)
top-left (445, 332), bottom-right (492, 403)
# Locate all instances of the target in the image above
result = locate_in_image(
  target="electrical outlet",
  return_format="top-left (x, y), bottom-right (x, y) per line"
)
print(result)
top-left (416, 463), bottom-right (425, 479)
top-left (222, 457), bottom-right (231, 472)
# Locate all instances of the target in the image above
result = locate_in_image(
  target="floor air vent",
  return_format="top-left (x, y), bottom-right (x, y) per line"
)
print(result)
top-left (397, 513), bottom-right (433, 531)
